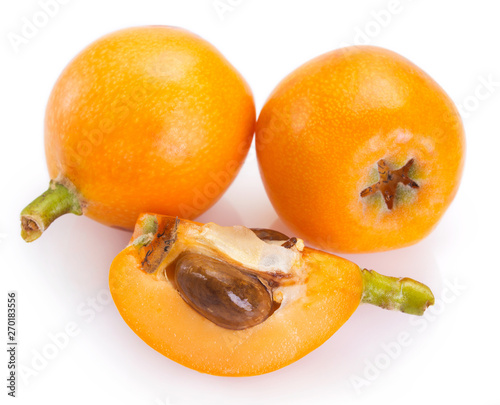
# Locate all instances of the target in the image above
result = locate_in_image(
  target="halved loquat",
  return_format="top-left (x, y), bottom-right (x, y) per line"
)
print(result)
top-left (109, 214), bottom-right (434, 376)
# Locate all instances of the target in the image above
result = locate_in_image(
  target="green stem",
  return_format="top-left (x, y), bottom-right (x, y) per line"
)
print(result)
top-left (361, 269), bottom-right (434, 316)
top-left (20, 181), bottom-right (83, 242)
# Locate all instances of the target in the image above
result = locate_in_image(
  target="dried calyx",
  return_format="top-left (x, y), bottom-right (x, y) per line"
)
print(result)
top-left (132, 216), bottom-right (304, 330)
top-left (360, 158), bottom-right (419, 209)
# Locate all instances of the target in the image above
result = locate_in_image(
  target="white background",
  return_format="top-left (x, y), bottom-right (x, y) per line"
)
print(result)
top-left (1, 1), bottom-right (499, 404)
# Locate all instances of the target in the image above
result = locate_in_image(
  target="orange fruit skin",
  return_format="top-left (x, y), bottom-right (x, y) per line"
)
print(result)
top-left (109, 215), bottom-right (362, 376)
top-left (256, 46), bottom-right (465, 253)
top-left (45, 26), bottom-right (255, 229)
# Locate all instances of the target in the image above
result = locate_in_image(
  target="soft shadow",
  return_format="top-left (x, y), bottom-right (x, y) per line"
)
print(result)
top-left (18, 214), bottom-right (131, 303)
top-left (197, 199), bottom-right (243, 226)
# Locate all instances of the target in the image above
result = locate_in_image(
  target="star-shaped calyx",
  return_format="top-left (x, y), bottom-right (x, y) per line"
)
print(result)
top-left (360, 159), bottom-right (419, 209)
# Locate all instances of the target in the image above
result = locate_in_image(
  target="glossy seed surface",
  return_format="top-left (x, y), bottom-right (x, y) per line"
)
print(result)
top-left (175, 253), bottom-right (273, 330)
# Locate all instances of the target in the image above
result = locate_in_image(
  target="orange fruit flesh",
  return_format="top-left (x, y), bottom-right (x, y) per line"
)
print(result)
top-left (109, 219), bottom-right (362, 376)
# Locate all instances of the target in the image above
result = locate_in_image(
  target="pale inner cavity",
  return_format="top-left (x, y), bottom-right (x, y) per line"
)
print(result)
top-left (184, 223), bottom-right (303, 277)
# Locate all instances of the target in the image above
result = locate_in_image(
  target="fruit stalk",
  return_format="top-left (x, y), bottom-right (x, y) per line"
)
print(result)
top-left (20, 181), bottom-right (83, 242)
top-left (361, 269), bottom-right (434, 315)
